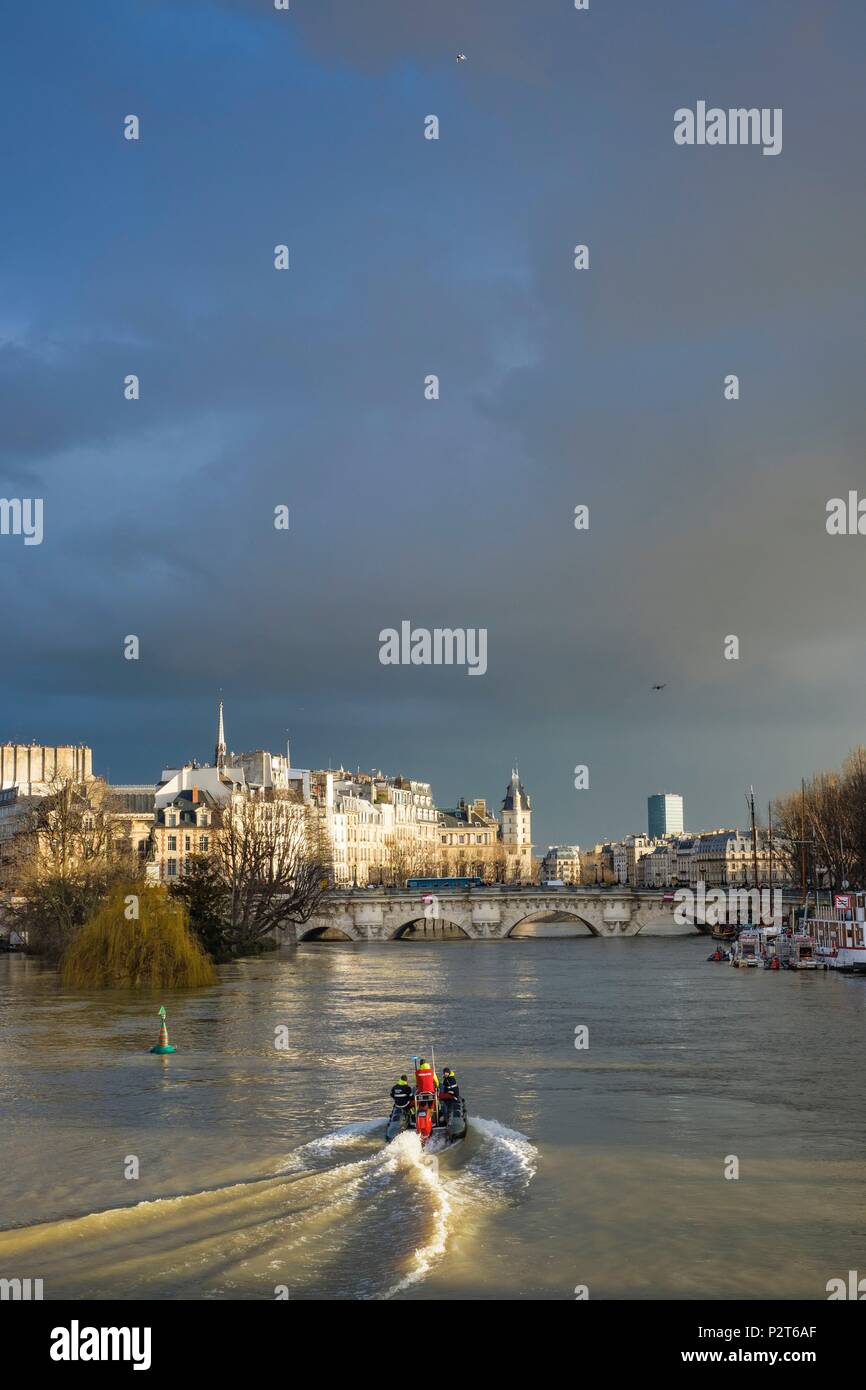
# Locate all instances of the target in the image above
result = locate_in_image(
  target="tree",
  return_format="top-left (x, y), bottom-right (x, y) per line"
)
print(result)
top-left (172, 789), bottom-right (330, 957)
top-left (486, 843), bottom-right (507, 884)
top-left (168, 854), bottom-right (231, 959)
top-left (3, 777), bottom-right (140, 958)
top-left (773, 746), bottom-right (866, 892)
top-left (61, 882), bottom-right (216, 989)
top-left (381, 836), bottom-right (435, 887)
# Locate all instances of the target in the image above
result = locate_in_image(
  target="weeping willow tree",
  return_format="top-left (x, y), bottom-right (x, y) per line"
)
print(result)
top-left (61, 884), bottom-right (217, 989)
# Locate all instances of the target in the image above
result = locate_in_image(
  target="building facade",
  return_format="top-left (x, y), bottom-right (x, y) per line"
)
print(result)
top-left (438, 798), bottom-right (502, 879)
top-left (647, 793), bottom-right (684, 839)
top-left (317, 767), bottom-right (535, 886)
top-left (500, 769), bottom-right (533, 881)
top-left (151, 787), bottom-right (219, 881)
top-left (0, 744), bottom-right (95, 850)
top-left (313, 769), bottom-right (440, 887)
top-left (541, 845), bottom-right (581, 884)
top-left (690, 829), bottom-right (783, 887)
top-left (0, 743), bottom-right (92, 792)
top-left (580, 842), bottom-right (617, 885)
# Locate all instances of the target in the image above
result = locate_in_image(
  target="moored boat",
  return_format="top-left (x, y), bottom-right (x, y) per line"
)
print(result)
top-left (711, 924), bottom-right (739, 944)
top-left (777, 930), bottom-right (817, 970)
top-left (729, 928), bottom-right (762, 967)
top-left (805, 892), bottom-right (866, 972)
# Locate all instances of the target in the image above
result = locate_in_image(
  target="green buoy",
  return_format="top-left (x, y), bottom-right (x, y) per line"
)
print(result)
top-left (150, 1005), bottom-right (176, 1054)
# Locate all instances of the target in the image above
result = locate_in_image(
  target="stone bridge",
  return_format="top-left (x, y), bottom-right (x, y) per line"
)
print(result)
top-left (285, 887), bottom-right (700, 943)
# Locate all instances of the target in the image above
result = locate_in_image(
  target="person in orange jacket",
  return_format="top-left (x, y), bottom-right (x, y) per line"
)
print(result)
top-left (415, 1058), bottom-right (439, 1089)
top-left (415, 1059), bottom-right (439, 1128)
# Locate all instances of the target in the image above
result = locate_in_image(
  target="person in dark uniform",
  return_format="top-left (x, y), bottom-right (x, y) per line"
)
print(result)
top-left (439, 1067), bottom-right (459, 1121)
top-left (390, 1074), bottom-right (413, 1125)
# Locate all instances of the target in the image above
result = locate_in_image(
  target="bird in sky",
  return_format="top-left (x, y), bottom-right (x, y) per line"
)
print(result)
top-left (652, 683), bottom-right (667, 691)
top-left (456, 53), bottom-right (466, 62)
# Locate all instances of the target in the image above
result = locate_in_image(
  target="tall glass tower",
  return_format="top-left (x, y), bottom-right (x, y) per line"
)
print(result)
top-left (648, 793), bottom-right (684, 838)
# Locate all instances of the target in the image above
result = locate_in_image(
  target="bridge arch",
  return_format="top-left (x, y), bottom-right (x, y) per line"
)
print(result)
top-left (505, 910), bottom-right (599, 939)
top-left (392, 917), bottom-right (471, 940)
top-left (297, 924), bottom-right (356, 942)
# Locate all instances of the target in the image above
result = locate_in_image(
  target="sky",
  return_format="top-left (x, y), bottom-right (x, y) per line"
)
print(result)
top-left (2, 0), bottom-right (866, 849)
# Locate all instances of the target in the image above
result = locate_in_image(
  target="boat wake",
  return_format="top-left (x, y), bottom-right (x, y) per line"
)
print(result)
top-left (0, 1117), bottom-right (537, 1300)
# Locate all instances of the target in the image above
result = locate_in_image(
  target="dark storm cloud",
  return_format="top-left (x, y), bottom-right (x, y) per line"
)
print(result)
top-left (2, 0), bottom-right (865, 844)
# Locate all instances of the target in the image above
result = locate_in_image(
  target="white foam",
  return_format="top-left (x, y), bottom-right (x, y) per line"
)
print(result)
top-left (381, 1131), bottom-right (452, 1298)
top-left (275, 1117), bottom-right (384, 1173)
top-left (275, 1114), bottom-right (537, 1296)
top-left (443, 1116), bottom-right (538, 1209)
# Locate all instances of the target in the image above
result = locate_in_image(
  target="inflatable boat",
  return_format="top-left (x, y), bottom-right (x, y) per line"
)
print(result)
top-left (385, 1057), bottom-right (468, 1147)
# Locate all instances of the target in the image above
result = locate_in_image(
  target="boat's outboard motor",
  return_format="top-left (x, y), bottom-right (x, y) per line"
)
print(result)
top-left (415, 1101), bottom-right (433, 1142)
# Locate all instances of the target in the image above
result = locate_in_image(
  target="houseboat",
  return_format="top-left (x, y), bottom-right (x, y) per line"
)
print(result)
top-left (804, 892), bottom-right (866, 973)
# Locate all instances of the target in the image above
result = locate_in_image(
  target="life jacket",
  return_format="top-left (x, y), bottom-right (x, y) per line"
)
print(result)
top-left (415, 1065), bottom-right (436, 1094)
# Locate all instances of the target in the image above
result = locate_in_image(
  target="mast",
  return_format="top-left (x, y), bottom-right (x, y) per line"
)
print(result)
top-left (749, 786), bottom-right (759, 888)
top-left (767, 801), bottom-right (774, 893)
top-left (800, 778), bottom-right (807, 900)
top-left (431, 1042), bottom-right (439, 1125)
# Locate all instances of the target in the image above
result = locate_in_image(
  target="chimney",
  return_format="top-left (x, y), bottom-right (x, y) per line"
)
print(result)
top-left (191, 785), bottom-right (199, 804)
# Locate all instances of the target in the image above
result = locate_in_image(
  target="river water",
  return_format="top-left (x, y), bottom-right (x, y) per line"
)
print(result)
top-left (1, 935), bottom-right (864, 1301)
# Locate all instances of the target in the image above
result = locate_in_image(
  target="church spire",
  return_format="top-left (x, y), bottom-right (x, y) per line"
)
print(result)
top-left (215, 699), bottom-right (226, 770)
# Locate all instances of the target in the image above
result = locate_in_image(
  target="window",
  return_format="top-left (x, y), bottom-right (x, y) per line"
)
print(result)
top-left (168, 814), bottom-right (177, 827)
top-left (166, 859), bottom-right (177, 878)
top-left (199, 835), bottom-right (209, 852)
top-left (184, 836), bottom-right (191, 852)
top-left (167, 835), bottom-right (177, 851)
